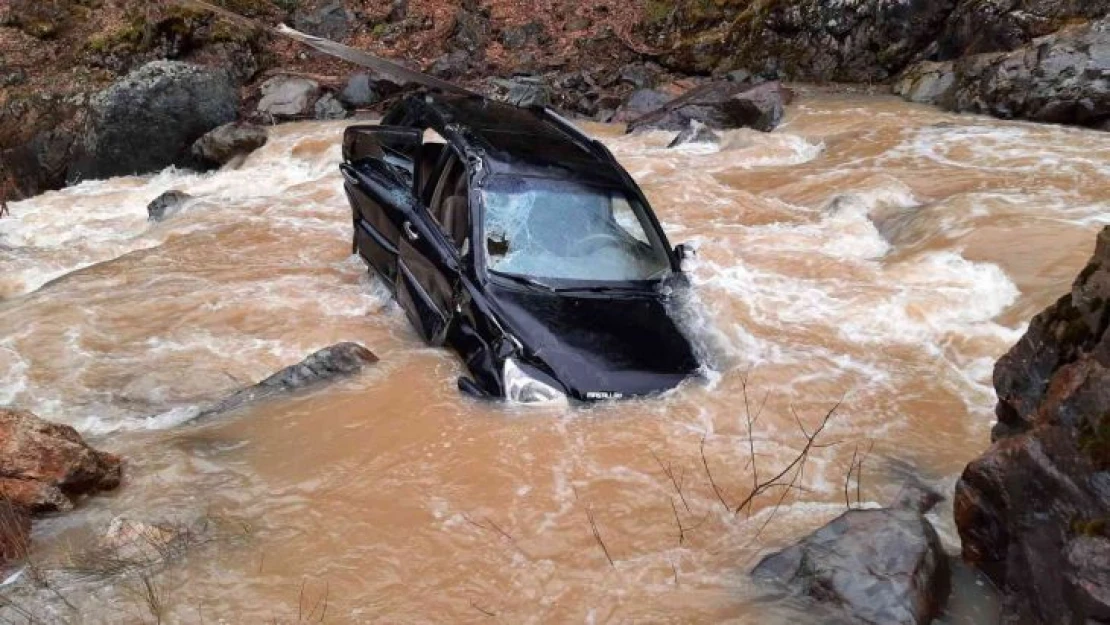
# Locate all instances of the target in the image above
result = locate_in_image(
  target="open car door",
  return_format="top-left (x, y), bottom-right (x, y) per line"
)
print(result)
top-left (340, 125), bottom-right (422, 285)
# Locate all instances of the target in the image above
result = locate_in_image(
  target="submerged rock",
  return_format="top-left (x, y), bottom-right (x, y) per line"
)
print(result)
top-left (627, 81), bottom-right (791, 133)
top-left (753, 494), bottom-right (950, 625)
top-left (200, 342), bottom-right (378, 417)
top-left (189, 122), bottom-right (268, 169)
top-left (147, 190), bottom-right (192, 222)
top-left (257, 76), bottom-right (320, 120)
top-left (955, 226), bottom-right (1110, 623)
top-left (667, 120), bottom-right (720, 148)
top-left (0, 407), bottom-right (121, 515)
top-left (68, 61), bottom-right (238, 181)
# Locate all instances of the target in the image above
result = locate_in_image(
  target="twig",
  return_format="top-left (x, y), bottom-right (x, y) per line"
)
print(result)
top-left (651, 451), bottom-right (691, 513)
top-left (669, 498), bottom-right (685, 546)
top-left (585, 507), bottom-right (615, 568)
top-left (470, 600), bottom-right (496, 617)
top-left (700, 434), bottom-right (731, 512)
top-left (845, 443), bottom-right (860, 510)
top-left (733, 400), bottom-right (840, 516)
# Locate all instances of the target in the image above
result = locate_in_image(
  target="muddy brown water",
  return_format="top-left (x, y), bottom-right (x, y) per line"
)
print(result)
top-left (1, 95), bottom-right (1108, 623)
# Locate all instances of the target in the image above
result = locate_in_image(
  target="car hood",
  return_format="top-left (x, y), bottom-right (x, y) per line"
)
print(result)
top-left (487, 283), bottom-right (700, 400)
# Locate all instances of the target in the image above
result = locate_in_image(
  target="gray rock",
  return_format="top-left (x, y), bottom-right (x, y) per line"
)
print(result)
top-left (613, 89), bottom-right (672, 123)
top-left (667, 120), bottom-right (720, 148)
top-left (899, 18), bottom-right (1110, 129)
top-left (257, 76), bottom-right (320, 119)
top-left (725, 69), bottom-right (752, 84)
top-left (0, 67), bottom-right (26, 87)
top-left (69, 61), bottom-right (237, 181)
top-left (339, 73), bottom-right (380, 108)
top-left (429, 50), bottom-right (470, 79)
top-left (500, 21), bottom-right (545, 50)
top-left (313, 93), bottom-right (348, 120)
top-left (894, 61), bottom-right (958, 105)
top-left (628, 81), bottom-right (791, 133)
top-left (494, 77), bottom-right (550, 108)
top-left (200, 342), bottom-right (378, 417)
top-left (147, 190), bottom-right (192, 222)
top-left (618, 63), bottom-right (660, 90)
top-left (387, 0), bottom-right (408, 23)
top-left (753, 508), bottom-right (950, 625)
top-left (1065, 536), bottom-right (1110, 622)
top-left (189, 122), bottom-right (268, 169)
top-left (452, 9), bottom-right (490, 53)
top-left (293, 0), bottom-right (353, 41)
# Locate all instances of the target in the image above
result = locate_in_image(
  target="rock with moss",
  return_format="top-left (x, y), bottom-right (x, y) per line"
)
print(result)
top-left (956, 226), bottom-right (1110, 623)
top-left (68, 61), bottom-right (238, 181)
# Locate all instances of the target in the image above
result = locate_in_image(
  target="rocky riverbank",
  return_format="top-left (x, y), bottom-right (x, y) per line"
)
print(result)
top-left (956, 227), bottom-right (1110, 623)
top-left (0, 408), bottom-right (121, 566)
top-left (3, 0), bottom-right (1109, 200)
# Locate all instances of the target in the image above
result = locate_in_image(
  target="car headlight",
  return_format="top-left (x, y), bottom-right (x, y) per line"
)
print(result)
top-left (502, 358), bottom-right (567, 405)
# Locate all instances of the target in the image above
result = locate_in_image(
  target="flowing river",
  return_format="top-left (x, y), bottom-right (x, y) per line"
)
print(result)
top-left (1, 93), bottom-right (1108, 623)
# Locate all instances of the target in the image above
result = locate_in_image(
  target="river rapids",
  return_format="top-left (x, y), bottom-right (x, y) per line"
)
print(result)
top-left (1, 94), bottom-right (1108, 623)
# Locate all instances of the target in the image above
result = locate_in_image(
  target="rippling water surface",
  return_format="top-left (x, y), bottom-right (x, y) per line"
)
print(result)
top-left (1, 94), bottom-right (1108, 622)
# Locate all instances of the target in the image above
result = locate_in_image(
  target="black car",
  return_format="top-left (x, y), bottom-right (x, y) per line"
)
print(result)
top-left (340, 92), bottom-right (700, 403)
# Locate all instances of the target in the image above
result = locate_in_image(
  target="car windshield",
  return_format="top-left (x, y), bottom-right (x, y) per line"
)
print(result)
top-left (481, 175), bottom-right (672, 283)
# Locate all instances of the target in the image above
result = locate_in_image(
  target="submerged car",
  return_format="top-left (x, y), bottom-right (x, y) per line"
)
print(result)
top-left (340, 92), bottom-right (700, 403)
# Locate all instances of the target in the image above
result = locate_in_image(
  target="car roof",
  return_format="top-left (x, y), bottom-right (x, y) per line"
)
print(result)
top-left (384, 92), bottom-right (627, 186)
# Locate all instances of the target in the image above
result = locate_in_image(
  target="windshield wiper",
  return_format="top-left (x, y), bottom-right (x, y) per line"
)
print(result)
top-left (492, 272), bottom-right (556, 292)
top-left (551, 284), bottom-right (651, 294)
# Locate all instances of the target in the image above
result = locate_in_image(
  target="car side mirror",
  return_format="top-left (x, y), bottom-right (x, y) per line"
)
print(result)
top-left (675, 243), bottom-right (698, 271)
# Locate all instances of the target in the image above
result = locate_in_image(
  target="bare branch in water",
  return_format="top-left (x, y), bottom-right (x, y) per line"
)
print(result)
top-left (651, 450), bottom-right (691, 513)
top-left (700, 434), bottom-right (732, 512)
top-left (739, 371), bottom-right (769, 515)
top-left (670, 498), bottom-right (686, 546)
top-left (843, 439), bottom-right (877, 510)
top-left (471, 600), bottom-right (496, 617)
top-left (733, 400), bottom-right (841, 516)
top-left (845, 443), bottom-right (860, 510)
top-left (585, 507), bottom-right (615, 568)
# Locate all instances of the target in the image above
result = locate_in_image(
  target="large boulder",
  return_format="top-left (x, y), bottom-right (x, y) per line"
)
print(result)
top-left (955, 226), bottom-right (1110, 623)
top-left (934, 0), bottom-right (1110, 60)
top-left (199, 342), bottom-right (378, 417)
top-left (627, 81), bottom-right (792, 133)
top-left (189, 122), bottom-right (268, 169)
top-left (68, 61), bottom-right (238, 181)
top-left (752, 486), bottom-right (949, 625)
top-left (898, 18), bottom-right (1110, 129)
top-left (0, 407), bottom-right (122, 514)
